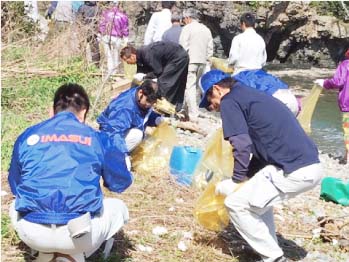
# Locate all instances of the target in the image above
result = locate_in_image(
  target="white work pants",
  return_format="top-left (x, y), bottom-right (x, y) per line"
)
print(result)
top-left (184, 63), bottom-right (206, 121)
top-left (224, 163), bottom-right (323, 262)
top-left (272, 89), bottom-right (299, 116)
top-left (10, 198), bottom-right (129, 261)
top-left (101, 35), bottom-right (124, 76)
top-left (125, 128), bottom-right (143, 152)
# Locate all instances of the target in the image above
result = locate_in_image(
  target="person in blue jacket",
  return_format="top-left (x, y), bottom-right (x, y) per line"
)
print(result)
top-left (232, 69), bottom-right (300, 116)
top-left (198, 70), bottom-right (323, 262)
top-left (8, 83), bottom-right (133, 262)
top-left (97, 79), bottom-right (162, 156)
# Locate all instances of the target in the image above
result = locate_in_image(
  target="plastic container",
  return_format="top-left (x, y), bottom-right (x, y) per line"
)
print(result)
top-left (320, 177), bottom-right (349, 206)
top-left (169, 146), bottom-right (203, 186)
top-left (194, 182), bottom-right (229, 231)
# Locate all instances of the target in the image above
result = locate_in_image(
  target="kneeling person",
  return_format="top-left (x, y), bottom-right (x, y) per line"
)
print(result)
top-left (98, 79), bottom-right (162, 155)
top-left (8, 83), bottom-right (133, 262)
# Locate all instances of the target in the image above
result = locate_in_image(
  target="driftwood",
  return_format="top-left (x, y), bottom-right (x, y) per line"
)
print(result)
top-left (175, 121), bottom-right (208, 136)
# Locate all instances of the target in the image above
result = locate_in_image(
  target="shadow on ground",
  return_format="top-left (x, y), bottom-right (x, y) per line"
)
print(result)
top-left (195, 223), bottom-right (307, 262)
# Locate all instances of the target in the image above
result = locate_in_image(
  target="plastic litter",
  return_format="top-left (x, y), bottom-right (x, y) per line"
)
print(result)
top-left (320, 177), bottom-right (349, 206)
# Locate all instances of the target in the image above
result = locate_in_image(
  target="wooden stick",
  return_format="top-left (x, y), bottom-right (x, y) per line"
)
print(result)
top-left (175, 121), bottom-right (208, 136)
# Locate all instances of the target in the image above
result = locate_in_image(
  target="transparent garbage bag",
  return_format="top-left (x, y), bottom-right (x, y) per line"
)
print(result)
top-left (131, 122), bottom-right (177, 175)
top-left (193, 182), bottom-right (229, 232)
top-left (192, 128), bottom-right (234, 189)
top-left (297, 84), bottom-right (322, 133)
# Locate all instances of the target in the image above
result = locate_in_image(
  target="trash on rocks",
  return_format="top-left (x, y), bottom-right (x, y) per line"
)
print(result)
top-left (136, 244), bottom-right (153, 253)
top-left (177, 240), bottom-right (188, 251)
top-left (152, 226), bottom-right (168, 236)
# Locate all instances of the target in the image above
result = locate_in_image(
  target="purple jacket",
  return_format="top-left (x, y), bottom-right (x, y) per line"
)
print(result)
top-left (99, 7), bottom-right (129, 37)
top-left (324, 59), bottom-right (349, 112)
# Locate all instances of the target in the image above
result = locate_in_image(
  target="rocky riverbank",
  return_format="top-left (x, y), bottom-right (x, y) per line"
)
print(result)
top-left (123, 1), bottom-right (349, 67)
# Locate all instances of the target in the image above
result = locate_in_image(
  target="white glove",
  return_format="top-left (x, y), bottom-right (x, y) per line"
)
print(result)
top-left (155, 116), bottom-right (164, 126)
top-left (215, 179), bottom-right (240, 196)
top-left (133, 73), bottom-right (146, 83)
top-left (314, 79), bottom-right (325, 87)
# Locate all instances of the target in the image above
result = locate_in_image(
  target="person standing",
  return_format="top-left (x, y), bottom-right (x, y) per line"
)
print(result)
top-left (228, 12), bottom-right (267, 75)
top-left (162, 11), bottom-right (182, 44)
top-left (314, 47), bottom-right (349, 164)
top-left (144, 1), bottom-right (175, 45)
top-left (120, 42), bottom-right (189, 112)
top-left (99, 2), bottom-right (129, 76)
top-left (78, 1), bottom-right (100, 67)
top-left (179, 8), bottom-right (213, 121)
top-left (8, 83), bottom-right (132, 262)
top-left (199, 69), bottom-right (323, 262)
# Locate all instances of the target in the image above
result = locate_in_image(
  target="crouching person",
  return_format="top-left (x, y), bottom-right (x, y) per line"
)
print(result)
top-left (199, 70), bottom-right (323, 262)
top-left (97, 79), bottom-right (162, 157)
top-left (8, 83), bottom-right (133, 262)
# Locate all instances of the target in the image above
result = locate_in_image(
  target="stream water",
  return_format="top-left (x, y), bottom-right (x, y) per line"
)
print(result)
top-left (271, 67), bottom-right (345, 157)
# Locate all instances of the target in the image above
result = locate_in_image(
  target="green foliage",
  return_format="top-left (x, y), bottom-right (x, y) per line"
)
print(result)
top-left (1, 1), bottom-right (38, 43)
top-left (1, 52), bottom-right (101, 171)
top-left (309, 1), bottom-right (349, 20)
top-left (1, 214), bottom-right (20, 245)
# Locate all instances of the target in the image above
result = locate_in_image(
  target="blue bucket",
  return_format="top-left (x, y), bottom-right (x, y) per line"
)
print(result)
top-left (169, 146), bottom-right (203, 186)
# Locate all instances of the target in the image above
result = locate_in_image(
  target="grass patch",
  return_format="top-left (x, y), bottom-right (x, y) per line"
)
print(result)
top-left (1, 214), bottom-right (20, 245)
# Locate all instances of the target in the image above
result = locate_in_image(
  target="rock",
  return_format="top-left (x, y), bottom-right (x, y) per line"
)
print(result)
top-left (122, 1), bottom-right (349, 65)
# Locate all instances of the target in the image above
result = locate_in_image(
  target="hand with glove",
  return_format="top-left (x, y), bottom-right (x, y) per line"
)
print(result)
top-left (314, 79), bottom-right (325, 87)
top-left (215, 179), bottom-right (245, 196)
top-left (133, 73), bottom-right (146, 83)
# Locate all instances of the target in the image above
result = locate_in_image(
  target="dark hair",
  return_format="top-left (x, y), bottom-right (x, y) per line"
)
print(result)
top-left (337, 45), bottom-right (349, 63)
top-left (53, 83), bottom-right (90, 119)
top-left (216, 77), bottom-right (236, 89)
top-left (240, 12), bottom-right (255, 28)
top-left (139, 80), bottom-right (160, 103)
top-left (171, 12), bottom-right (182, 23)
top-left (162, 1), bottom-right (175, 9)
top-left (120, 45), bottom-right (137, 59)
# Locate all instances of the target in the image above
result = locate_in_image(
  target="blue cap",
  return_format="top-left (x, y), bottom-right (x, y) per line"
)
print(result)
top-left (199, 69), bottom-right (231, 108)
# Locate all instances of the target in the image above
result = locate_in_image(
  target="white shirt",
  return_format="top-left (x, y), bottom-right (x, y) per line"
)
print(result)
top-left (228, 28), bottom-right (267, 75)
top-left (144, 9), bottom-right (172, 45)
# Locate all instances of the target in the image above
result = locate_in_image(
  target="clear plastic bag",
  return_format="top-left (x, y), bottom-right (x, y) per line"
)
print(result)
top-left (297, 84), bottom-right (322, 133)
top-left (123, 61), bottom-right (137, 80)
top-left (192, 128), bottom-right (234, 189)
top-left (193, 182), bottom-right (229, 231)
top-left (131, 122), bottom-right (177, 175)
top-left (210, 57), bottom-right (234, 74)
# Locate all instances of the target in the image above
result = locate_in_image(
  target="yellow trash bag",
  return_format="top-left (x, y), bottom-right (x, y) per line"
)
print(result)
top-left (297, 84), bottom-right (323, 133)
top-left (192, 128), bottom-right (234, 189)
top-left (131, 122), bottom-right (177, 175)
top-left (210, 57), bottom-right (234, 74)
top-left (123, 61), bottom-right (137, 80)
top-left (194, 182), bottom-right (229, 231)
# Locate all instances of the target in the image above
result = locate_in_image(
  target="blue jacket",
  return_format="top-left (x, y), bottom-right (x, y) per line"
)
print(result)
top-left (233, 69), bottom-right (288, 96)
top-left (97, 87), bottom-right (159, 154)
top-left (8, 111), bottom-right (133, 225)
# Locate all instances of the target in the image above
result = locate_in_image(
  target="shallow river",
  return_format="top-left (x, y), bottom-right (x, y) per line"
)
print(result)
top-left (271, 67), bottom-right (345, 157)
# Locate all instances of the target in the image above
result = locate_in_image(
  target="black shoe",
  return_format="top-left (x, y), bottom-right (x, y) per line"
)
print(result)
top-left (275, 256), bottom-right (288, 262)
top-left (338, 157), bottom-right (348, 165)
